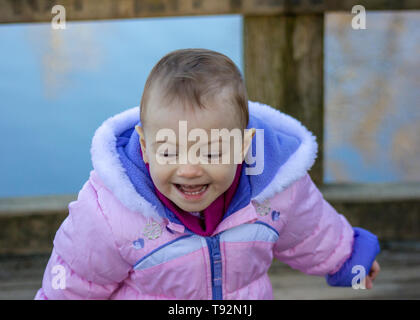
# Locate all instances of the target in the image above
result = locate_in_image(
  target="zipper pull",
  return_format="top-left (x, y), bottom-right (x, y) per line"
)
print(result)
top-left (212, 236), bottom-right (221, 258)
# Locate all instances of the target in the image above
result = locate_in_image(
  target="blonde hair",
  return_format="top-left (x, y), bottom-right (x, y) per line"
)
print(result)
top-left (140, 48), bottom-right (249, 131)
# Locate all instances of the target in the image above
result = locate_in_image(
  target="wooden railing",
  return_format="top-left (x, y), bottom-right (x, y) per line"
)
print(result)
top-left (1, 0), bottom-right (419, 24)
top-left (1, 0), bottom-right (419, 254)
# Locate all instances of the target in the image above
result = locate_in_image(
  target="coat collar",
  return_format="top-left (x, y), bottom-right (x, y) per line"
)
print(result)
top-left (90, 101), bottom-right (318, 222)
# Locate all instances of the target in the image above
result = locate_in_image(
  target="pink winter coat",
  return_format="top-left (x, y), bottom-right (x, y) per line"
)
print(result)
top-left (34, 101), bottom-right (356, 300)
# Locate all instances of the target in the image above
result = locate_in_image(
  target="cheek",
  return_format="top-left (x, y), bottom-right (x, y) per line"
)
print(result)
top-left (209, 164), bottom-right (236, 187)
top-left (148, 163), bottom-right (172, 187)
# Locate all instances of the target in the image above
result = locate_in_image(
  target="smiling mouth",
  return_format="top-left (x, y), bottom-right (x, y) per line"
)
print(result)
top-left (174, 184), bottom-right (209, 195)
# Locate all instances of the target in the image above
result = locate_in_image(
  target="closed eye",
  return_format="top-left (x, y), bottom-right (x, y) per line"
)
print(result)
top-left (206, 154), bottom-right (221, 158)
top-left (159, 152), bottom-right (177, 157)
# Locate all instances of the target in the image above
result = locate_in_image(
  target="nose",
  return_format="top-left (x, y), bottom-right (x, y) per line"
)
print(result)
top-left (176, 163), bottom-right (204, 178)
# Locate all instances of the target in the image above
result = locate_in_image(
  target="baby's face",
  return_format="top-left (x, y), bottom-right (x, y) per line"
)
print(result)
top-left (136, 93), bottom-right (254, 213)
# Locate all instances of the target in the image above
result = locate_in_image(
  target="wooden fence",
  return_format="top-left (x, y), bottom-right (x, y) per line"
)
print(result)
top-left (1, 0), bottom-right (419, 254)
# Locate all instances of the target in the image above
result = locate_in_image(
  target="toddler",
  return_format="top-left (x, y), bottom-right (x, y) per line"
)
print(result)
top-left (35, 48), bottom-right (380, 300)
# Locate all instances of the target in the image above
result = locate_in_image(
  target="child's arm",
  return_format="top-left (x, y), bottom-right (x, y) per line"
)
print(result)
top-left (34, 180), bottom-right (131, 299)
top-left (272, 173), bottom-right (380, 287)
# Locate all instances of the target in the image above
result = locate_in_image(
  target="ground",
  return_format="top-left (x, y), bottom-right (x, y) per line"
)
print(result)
top-left (0, 248), bottom-right (419, 300)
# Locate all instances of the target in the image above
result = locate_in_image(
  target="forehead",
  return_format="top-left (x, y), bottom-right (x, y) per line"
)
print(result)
top-left (144, 88), bottom-right (240, 137)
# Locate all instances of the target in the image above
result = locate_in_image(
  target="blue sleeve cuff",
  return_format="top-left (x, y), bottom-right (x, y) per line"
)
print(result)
top-left (325, 227), bottom-right (380, 287)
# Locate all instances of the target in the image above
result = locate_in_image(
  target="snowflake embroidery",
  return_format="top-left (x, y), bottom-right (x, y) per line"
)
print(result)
top-left (251, 199), bottom-right (271, 216)
top-left (143, 219), bottom-right (162, 240)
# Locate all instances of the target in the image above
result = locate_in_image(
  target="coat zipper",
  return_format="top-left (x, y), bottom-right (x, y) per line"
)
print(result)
top-left (206, 234), bottom-right (223, 300)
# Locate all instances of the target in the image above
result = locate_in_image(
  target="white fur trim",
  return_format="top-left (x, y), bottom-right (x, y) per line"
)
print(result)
top-left (90, 106), bottom-right (164, 222)
top-left (248, 101), bottom-right (318, 202)
top-left (90, 102), bottom-right (318, 219)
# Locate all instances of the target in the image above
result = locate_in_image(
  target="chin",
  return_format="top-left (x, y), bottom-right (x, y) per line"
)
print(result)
top-left (181, 198), bottom-right (213, 212)
top-left (178, 203), bottom-right (207, 212)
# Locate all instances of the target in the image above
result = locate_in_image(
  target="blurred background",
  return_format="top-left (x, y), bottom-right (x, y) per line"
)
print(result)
top-left (0, 2), bottom-right (419, 299)
top-left (1, 13), bottom-right (419, 196)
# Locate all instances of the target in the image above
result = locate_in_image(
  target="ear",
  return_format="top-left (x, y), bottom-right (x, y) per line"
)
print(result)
top-left (241, 128), bottom-right (256, 162)
top-left (135, 125), bottom-right (149, 163)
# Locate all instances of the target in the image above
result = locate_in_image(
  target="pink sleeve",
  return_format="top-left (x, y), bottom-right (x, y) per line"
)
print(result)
top-left (273, 174), bottom-right (354, 276)
top-left (34, 180), bottom-right (131, 300)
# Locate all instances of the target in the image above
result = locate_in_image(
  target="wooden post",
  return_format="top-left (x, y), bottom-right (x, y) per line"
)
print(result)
top-left (244, 14), bottom-right (324, 186)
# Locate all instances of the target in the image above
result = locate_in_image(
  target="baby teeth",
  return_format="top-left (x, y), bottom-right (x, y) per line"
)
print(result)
top-left (180, 185), bottom-right (207, 195)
